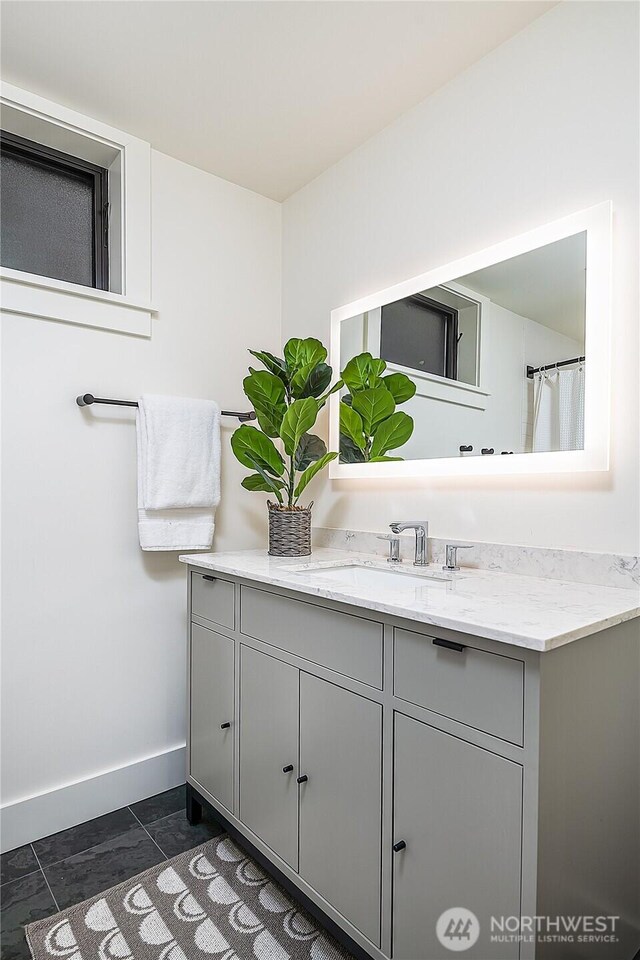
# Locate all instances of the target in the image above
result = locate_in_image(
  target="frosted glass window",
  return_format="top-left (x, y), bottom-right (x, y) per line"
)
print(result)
top-left (380, 295), bottom-right (458, 379)
top-left (0, 132), bottom-right (108, 289)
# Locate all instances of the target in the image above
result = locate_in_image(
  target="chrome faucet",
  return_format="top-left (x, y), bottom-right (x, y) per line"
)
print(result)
top-left (442, 544), bottom-right (473, 572)
top-left (390, 521), bottom-right (429, 566)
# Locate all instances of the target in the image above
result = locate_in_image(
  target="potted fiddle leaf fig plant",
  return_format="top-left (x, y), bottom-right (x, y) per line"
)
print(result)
top-left (231, 338), bottom-right (341, 556)
top-left (339, 352), bottom-right (416, 462)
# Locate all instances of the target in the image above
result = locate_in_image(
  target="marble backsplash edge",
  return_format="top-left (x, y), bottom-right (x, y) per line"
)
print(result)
top-left (312, 527), bottom-right (640, 590)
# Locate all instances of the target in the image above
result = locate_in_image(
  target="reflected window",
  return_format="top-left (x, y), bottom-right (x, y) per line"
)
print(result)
top-left (380, 294), bottom-right (458, 379)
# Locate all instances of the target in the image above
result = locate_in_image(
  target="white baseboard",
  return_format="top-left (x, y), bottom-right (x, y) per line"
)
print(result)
top-left (0, 744), bottom-right (186, 854)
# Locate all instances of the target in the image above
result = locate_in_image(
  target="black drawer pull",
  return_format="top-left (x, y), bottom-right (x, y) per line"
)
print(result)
top-left (282, 764), bottom-right (294, 773)
top-left (432, 637), bottom-right (466, 653)
top-left (393, 840), bottom-right (407, 852)
top-left (297, 775), bottom-right (308, 784)
top-left (202, 575), bottom-right (216, 582)
top-left (481, 448), bottom-right (494, 455)
top-left (220, 722), bottom-right (231, 729)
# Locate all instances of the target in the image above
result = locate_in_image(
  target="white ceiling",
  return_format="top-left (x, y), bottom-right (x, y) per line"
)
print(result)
top-left (0, 1), bottom-right (554, 201)
top-left (459, 232), bottom-right (587, 344)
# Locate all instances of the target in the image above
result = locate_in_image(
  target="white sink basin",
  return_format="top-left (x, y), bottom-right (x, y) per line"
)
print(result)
top-left (291, 563), bottom-right (451, 590)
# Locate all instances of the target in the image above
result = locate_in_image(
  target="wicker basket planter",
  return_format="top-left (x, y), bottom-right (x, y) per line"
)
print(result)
top-left (267, 501), bottom-right (313, 557)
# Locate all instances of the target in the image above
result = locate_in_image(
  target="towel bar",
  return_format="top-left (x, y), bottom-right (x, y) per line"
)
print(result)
top-left (76, 394), bottom-right (256, 421)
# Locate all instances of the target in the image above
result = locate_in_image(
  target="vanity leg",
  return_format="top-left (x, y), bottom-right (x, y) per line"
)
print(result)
top-left (186, 783), bottom-right (202, 825)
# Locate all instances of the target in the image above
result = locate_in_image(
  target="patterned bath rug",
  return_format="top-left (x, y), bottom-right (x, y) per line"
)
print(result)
top-left (26, 834), bottom-right (354, 960)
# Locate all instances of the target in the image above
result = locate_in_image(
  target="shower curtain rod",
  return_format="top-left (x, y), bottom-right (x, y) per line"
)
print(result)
top-left (76, 394), bottom-right (256, 421)
top-left (526, 356), bottom-right (585, 379)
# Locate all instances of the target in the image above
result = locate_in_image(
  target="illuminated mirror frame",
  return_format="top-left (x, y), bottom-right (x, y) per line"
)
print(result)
top-left (329, 202), bottom-right (611, 479)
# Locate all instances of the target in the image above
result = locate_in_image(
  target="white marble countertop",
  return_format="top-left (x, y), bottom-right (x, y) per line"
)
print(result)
top-left (179, 548), bottom-right (640, 651)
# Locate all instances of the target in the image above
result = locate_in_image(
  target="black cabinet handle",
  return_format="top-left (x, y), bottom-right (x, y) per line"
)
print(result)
top-left (202, 575), bottom-right (216, 582)
top-left (220, 722), bottom-right (231, 729)
top-left (431, 637), bottom-right (467, 653)
top-left (297, 775), bottom-right (308, 784)
top-left (481, 448), bottom-right (494, 455)
top-left (393, 840), bottom-right (407, 852)
top-left (282, 764), bottom-right (294, 773)
top-left (432, 637), bottom-right (466, 653)
top-left (459, 445), bottom-right (473, 452)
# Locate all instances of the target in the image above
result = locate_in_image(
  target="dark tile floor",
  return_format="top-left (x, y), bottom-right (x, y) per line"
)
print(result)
top-left (0, 784), bottom-right (223, 960)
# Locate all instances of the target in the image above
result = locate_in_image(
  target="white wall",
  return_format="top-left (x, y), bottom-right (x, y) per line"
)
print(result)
top-left (1, 150), bottom-right (281, 846)
top-left (282, 1), bottom-right (639, 555)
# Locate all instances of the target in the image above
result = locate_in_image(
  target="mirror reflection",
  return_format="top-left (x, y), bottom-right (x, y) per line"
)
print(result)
top-left (339, 232), bottom-right (586, 462)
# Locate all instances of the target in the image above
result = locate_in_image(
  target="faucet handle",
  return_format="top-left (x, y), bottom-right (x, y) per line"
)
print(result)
top-left (443, 544), bottom-right (473, 572)
top-left (377, 534), bottom-right (402, 563)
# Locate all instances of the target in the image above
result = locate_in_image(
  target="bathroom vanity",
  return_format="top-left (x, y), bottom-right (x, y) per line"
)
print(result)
top-left (180, 550), bottom-right (639, 960)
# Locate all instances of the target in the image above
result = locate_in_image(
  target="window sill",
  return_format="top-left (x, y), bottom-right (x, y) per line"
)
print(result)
top-left (387, 362), bottom-right (490, 411)
top-left (0, 267), bottom-right (155, 337)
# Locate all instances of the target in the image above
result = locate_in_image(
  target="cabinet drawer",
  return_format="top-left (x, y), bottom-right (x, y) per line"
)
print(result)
top-left (240, 586), bottom-right (383, 688)
top-left (191, 571), bottom-right (235, 630)
top-left (394, 628), bottom-right (524, 745)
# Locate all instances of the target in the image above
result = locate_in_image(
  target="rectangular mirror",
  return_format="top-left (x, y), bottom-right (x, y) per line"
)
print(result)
top-left (329, 203), bottom-right (611, 478)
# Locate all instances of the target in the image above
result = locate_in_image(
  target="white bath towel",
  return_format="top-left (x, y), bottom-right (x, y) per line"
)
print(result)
top-left (137, 394), bottom-right (221, 551)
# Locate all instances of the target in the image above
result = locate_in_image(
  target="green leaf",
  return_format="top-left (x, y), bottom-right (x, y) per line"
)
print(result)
top-left (317, 378), bottom-right (344, 407)
top-left (383, 372), bottom-right (416, 404)
top-left (370, 411), bottom-right (414, 457)
top-left (294, 452), bottom-right (338, 500)
top-left (241, 473), bottom-right (286, 495)
top-left (341, 353), bottom-right (373, 393)
top-left (280, 398), bottom-right (319, 456)
top-left (283, 338), bottom-right (303, 369)
top-left (351, 387), bottom-right (395, 434)
top-left (284, 338), bottom-right (327, 374)
top-left (242, 461), bottom-right (285, 503)
top-left (339, 402), bottom-right (366, 449)
top-left (294, 433), bottom-right (327, 471)
top-left (290, 361), bottom-right (314, 398)
top-left (369, 456), bottom-right (403, 462)
top-left (295, 362), bottom-right (333, 399)
top-left (231, 424), bottom-right (285, 476)
top-left (339, 434), bottom-right (366, 463)
top-left (370, 358), bottom-right (387, 378)
top-left (248, 350), bottom-right (288, 385)
top-left (242, 371), bottom-right (286, 437)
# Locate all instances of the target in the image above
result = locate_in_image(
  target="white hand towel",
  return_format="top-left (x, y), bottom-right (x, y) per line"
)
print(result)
top-left (137, 394), bottom-right (221, 551)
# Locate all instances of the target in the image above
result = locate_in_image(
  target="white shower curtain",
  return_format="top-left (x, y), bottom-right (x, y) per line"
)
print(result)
top-left (533, 366), bottom-right (585, 452)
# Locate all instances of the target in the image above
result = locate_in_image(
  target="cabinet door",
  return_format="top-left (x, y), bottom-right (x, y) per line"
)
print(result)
top-left (239, 645), bottom-right (299, 869)
top-left (190, 624), bottom-right (234, 811)
top-left (299, 674), bottom-right (382, 946)
top-left (393, 713), bottom-right (522, 960)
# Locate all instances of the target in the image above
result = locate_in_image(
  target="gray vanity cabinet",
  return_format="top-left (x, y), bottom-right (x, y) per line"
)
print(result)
top-left (189, 623), bottom-right (234, 811)
top-left (393, 713), bottom-right (522, 960)
top-left (299, 673), bottom-right (382, 946)
top-left (187, 565), bottom-right (639, 960)
top-left (239, 645), bottom-right (299, 869)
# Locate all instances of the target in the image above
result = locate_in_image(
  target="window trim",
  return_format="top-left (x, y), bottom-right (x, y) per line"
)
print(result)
top-left (0, 82), bottom-right (154, 337)
top-left (364, 298), bottom-right (487, 411)
top-left (1, 129), bottom-right (110, 291)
